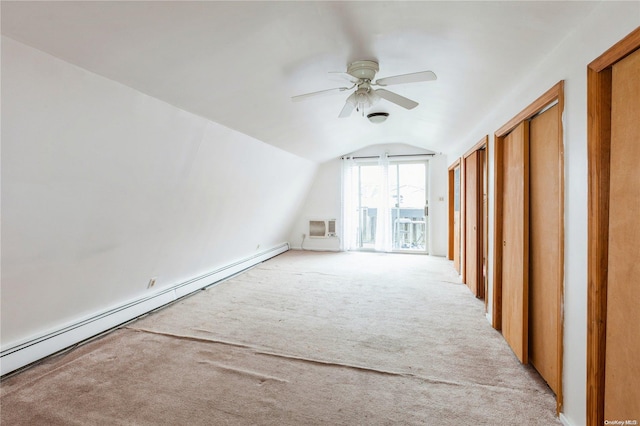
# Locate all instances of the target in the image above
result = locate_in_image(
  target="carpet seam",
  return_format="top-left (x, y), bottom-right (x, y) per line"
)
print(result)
top-left (126, 326), bottom-right (550, 396)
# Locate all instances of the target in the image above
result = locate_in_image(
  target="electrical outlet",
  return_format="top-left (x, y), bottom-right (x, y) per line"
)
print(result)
top-left (147, 278), bottom-right (156, 289)
top-left (302, 233), bottom-right (306, 239)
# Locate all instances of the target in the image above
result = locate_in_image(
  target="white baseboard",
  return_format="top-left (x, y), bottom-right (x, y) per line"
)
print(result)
top-left (0, 243), bottom-right (289, 376)
top-left (291, 247), bottom-right (341, 252)
top-left (559, 413), bottom-right (573, 426)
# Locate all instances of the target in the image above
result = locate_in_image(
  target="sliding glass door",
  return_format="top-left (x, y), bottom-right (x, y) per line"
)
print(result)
top-left (389, 162), bottom-right (428, 253)
top-left (355, 164), bottom-right (382, 250)
top-left (345, 158), bottom-right (428, 253)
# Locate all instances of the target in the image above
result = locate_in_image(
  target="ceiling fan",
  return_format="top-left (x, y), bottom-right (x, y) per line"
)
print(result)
top-left (292, 60), bottom-right (437, 118)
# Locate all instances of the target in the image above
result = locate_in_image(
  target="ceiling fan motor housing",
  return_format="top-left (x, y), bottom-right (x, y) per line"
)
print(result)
top-left (347, 60), bottom-right (379, 81)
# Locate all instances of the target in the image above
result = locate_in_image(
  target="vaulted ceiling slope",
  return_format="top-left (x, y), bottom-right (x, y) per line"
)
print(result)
top-left (1, 1), bottom-right (598, 163)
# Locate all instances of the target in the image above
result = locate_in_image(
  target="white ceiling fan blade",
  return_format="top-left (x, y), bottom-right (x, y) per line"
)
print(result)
top-left (291, 86), bottom-right (349, 102)
top-left (375, 71), bottom-right (437, 87)
top-left (339, 93), bottom-right (357, 118)
top-left (375, 89), bottom-right (419, 110)
top-left (328, 71), bottom-right (361, 84)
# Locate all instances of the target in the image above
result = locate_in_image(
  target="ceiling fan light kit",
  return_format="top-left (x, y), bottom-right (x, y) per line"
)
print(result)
top-left (367, 112), bottom-right (389, 124)
top-left (293, 60), bottom-right (436, 118)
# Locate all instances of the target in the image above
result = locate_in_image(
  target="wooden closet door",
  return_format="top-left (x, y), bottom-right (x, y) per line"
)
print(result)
top-left (481, 149), bottom-right (488, 306)
top-left (529, 104), bottom-right (560, 395)
top-left (465, 151), bottom-right (480, 296)
top-left (605, 47), bottom-right (640, 420)
top-left (453, 166), bottom-right (461, 273)
top-left (501, 121), bottom-right (529, 363)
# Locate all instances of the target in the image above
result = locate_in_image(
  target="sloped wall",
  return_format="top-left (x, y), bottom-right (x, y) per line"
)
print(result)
top-left (1, 36), bottom-right (317, 349)
top-left (288, 159), bottom-right (342, 251)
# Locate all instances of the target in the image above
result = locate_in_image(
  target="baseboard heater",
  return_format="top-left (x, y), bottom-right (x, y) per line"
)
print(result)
top-left (0, 243), bottom-right (289, 376)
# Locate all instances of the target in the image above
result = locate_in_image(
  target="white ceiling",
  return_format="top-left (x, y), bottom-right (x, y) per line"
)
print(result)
top-left (2, 1), bottom-right (599, 163)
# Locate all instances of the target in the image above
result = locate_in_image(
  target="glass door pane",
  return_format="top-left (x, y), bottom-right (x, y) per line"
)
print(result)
top-left (356, 164), bottom-right (380, 250)
top-left (390, 162), bottom-right (428, 252)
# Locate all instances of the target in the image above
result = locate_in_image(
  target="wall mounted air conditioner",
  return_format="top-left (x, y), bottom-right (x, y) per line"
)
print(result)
top-left (309, 219), bottom-right (337, 238)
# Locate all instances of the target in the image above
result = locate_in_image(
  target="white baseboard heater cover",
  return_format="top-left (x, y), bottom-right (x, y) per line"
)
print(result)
top-left (0, 243), bottom-right (289, 376)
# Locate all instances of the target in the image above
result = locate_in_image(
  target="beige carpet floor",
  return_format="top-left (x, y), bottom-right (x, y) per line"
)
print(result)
top-left (1, 250), bottom-right (561, 425)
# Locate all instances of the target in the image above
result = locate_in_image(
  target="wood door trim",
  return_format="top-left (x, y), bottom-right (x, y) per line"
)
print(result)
top-left (495, 81), bottom-right (564, 137)
top-left (482, 148), bottom-right (489, 311)
top-left (587, 26), bottom-right (640, 426)
top-left (493, 80), bottom-right (565, 413)
top-left (461, 158), bottom-right (467, 283)
top-left (589, 27), bottom-right (640, 72)
top-left (463, 135), bottom-right (489, 159)
top-left (448, 158), bottom-right (461, 171)
top-left (556, 84), bottom-right (566, 415)
top-left (492, 133), bottom-right (504, 330)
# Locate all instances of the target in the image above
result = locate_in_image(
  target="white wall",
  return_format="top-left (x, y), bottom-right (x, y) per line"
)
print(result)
top-left (1, 36), bottom-right (316, 349)
top-left (427, 154), bottom-right (448, 257)
top-left (290, 143), bottom-right (448, 255)
top-left (447, 5), bottom-right (639, 426)
top-left (288, 159), bottom-right (341, 251)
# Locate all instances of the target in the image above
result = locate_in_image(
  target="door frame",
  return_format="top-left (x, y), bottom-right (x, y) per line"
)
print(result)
top-left (492, 81), bottom-right (565, 412)
top-left (463, 136), bottom-right (489, 299)
top-left (586, 26), bottom-right (640, 426)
